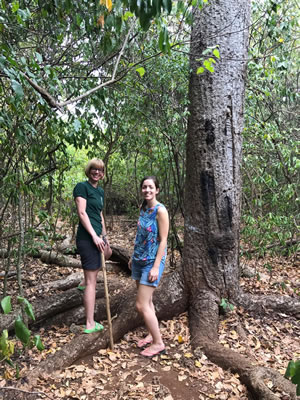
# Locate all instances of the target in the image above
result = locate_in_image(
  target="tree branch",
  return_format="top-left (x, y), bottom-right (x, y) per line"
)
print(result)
top-left (22, 23), bottom-right (135, 110)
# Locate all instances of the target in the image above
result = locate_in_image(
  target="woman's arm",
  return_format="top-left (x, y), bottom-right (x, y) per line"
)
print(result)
top-left (148, 206), bottom-right (169, 282)
top-left (75, 196), bottom-right (105, 251)
top-left (100, 211), bottom-right (107, 236)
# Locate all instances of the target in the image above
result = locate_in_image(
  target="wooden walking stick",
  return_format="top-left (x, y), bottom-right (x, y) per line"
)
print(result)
top-left (101, 252), bottom-right (114, 350)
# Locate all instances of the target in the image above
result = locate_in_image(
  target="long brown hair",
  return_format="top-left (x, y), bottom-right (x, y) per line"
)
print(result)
top-left (140, 176), bottom-right (160, 211)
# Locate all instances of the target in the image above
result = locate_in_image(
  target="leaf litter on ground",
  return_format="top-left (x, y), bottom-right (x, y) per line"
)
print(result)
top-left (0, 216), bottom-right (299, 399)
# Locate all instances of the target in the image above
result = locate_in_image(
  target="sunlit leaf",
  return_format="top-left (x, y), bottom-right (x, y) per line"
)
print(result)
top-left (136, 67), bottom-right (145, 77)
top-left (213, 49), bottom-right (220, 59)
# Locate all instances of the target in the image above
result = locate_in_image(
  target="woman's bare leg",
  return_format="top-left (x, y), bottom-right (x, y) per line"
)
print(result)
top-left (83, 269), bottom-right (99, 330)
top-left (136, 284), bottom-right (164, 353)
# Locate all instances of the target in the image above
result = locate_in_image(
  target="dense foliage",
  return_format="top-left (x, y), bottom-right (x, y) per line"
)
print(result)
top-left (242, 0), bottom-right (299, 256)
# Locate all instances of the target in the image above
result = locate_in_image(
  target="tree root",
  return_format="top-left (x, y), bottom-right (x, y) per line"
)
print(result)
top-left (236, 291), bottom-right (300, 318)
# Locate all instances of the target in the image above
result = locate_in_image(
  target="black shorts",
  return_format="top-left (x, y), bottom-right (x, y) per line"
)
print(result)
top-left (76, 239), bottom-right (102, 271)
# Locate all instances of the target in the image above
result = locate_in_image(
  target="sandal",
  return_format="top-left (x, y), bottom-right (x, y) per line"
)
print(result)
top-left (84, 322), bottom-right (104, 334)
top-left (137, 336), bottom-right (153, 348)
top-left (140, 346), bottom-right (166, 358)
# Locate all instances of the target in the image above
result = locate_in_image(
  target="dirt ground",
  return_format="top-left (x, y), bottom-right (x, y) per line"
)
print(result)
top-left (0, 216), bottom-right (299, 400)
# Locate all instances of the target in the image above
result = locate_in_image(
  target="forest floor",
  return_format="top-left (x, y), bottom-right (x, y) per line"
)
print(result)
top-left (0, 216), bottom-right (299, 400)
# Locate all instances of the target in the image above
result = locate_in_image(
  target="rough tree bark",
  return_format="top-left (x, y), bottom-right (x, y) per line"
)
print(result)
top-left (184, 0), bottom-right (249, 341)
top-left (182, 0), bottom-right (298, 399)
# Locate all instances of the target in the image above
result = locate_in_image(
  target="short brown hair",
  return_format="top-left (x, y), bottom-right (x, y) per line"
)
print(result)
top-left (84, 158), bottom-right (105, 177)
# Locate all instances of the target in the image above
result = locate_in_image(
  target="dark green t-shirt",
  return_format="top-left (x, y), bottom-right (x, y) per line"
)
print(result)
top-left (73, 181), bottom-right (104, 241)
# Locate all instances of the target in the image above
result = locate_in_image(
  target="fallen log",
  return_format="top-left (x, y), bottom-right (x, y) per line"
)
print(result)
top-left (37, 245), bottom-right (130, 270)
top-left (0, 274), bottom-right (130, 332)
top-left (27, 270), bottom-right (187, 376)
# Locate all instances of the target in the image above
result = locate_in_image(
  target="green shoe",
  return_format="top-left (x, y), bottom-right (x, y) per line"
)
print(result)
top-left (77, 285), bottom-right (86, 291)
top-left (84, 322), bottom-right (104, 334)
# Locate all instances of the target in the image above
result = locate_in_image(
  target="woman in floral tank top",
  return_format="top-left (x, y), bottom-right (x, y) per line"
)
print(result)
top-left (129, 176), bottom-right (169, 358)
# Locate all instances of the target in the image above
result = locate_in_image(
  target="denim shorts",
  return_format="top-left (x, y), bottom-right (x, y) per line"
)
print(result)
top-left (131, 258), bottom-right (166, 287)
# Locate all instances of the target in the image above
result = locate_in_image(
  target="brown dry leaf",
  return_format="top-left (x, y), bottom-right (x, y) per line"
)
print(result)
top-left (274, 346), bottom-right (281, 355)
top-left (108, 351), bottom-right (117, 361)
top-left (211, 371), bottom-right (220, 380)
top-left (230, 330), bottom-right (239, 339)
top-left (97, 15), bottom-right (105, 27)
top-left (86, 386), bottom-right (95, 394)
top-left (73, 365), bottom-right (86, 372)
top-left (135, 373), bottom-right (147, 382)
top-left (254, 337), bottom-right (261, 350)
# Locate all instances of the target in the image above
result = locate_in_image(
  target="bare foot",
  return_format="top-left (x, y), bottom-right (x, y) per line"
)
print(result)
top-left (140, 344), bottom-right (165, 357)
top-left (137, 335), bottom-right (153, 348)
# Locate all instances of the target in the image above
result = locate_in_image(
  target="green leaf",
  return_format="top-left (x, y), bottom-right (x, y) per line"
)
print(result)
top-left (136, 67), bottom-right (145, 77)
top-left (162, 0), bottom-right (172, 14)
top-left (12, 1), bottom-right (19, 13)
top-left (33, 335), bottom-right (44, 351)
top-left (11, 79), bottom-right (24, 98)
top-left (220, 298), bottom-right (227, 308)
top-left (158, 26), bottom-right (170, 55)
top-left (202, 48), bottom-right (211, 56)
top-left (197, 66), bottom-right (205, 74)
top-left (158, 28), bottom-right (165, 52)
top-left (285, 360), bottom-right (296, 378)
top-left (203, 59), bottom-right (214, 73)
top-left (35, 52), bottom-right (43, 63)
top-left (14, 316), bottom-right (31, 346)
top-left (17, 297), bottom-right (35, 321)
top-left (5, 358), bottom-right (15, 368)
top-left (0, 330), bottom-right (9, 354)
top-left (123, 11), bottom-right (134, 21)
top-left (213, 48), bottom-right (220, 59)
top-left (0, 330), bottom-right (15, 359)
top-left (1, 296), bottom-right (12, 314)
top-left (73, 119), bottom-right (81, 132)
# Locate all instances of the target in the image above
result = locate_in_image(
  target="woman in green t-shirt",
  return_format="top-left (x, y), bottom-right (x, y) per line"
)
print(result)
top-left (73, 158), bottom-right (109, 334)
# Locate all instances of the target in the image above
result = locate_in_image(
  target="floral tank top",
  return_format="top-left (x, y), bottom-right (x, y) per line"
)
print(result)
top-left (133, 203), bottom-right (167, 265)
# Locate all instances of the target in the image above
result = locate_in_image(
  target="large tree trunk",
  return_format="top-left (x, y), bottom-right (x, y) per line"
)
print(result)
top-left (182, 2), bottom-right (298, 399)
top-left (184, 0), bottom-right (249, 346)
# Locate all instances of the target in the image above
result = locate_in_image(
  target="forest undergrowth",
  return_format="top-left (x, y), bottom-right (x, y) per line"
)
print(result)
top-left (0, 216), bottom-right (299, 400)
